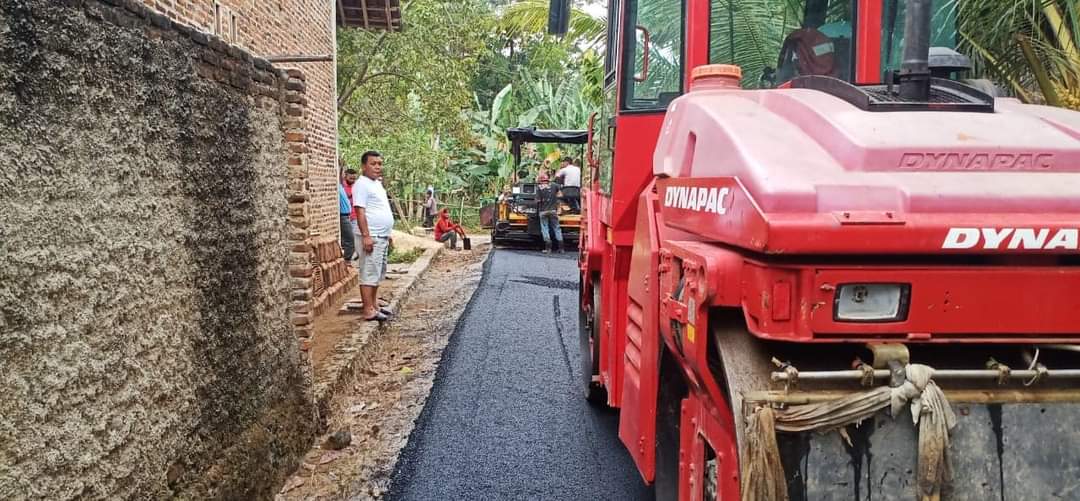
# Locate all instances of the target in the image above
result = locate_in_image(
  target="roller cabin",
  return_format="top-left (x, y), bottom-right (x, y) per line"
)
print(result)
top-left (575, 0), bottom-right (1080, 499)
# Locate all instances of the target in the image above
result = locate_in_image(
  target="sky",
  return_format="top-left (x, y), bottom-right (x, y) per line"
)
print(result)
top-left (582, 3), bottom-right (607, 18)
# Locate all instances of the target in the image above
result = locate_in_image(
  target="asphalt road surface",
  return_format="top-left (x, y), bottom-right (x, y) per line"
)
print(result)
top-left (388, 248), bottom-right (654, 501)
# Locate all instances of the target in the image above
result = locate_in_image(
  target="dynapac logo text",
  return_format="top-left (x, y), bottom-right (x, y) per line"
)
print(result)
top-left (664, 186), bottom-right (731, 215)
top-left (943, 227), bottom-right (1079, 250)
top-left (899, 153), bottom-right (1054, 170)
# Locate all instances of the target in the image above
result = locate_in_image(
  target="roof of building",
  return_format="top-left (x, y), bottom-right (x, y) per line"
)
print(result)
top-left (337, 0), bottom-right (402, 31)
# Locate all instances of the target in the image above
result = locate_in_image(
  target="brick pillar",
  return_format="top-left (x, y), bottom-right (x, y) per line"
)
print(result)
top-left (283, 69), bottom-right (314, 350)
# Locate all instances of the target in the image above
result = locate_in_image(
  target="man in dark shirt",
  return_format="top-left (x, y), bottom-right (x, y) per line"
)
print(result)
top-left (535, 173), bottom-right (564, 253)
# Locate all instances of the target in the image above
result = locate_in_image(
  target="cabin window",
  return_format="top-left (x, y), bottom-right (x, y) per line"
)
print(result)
top-left (621, 0), bottom-right (685, 111)
top-left (604, 0), bottom-right (622, 86)
top-left (880, 0), bottom-right (958, 77)
top-left (709, 0), bottom-right (855, 87)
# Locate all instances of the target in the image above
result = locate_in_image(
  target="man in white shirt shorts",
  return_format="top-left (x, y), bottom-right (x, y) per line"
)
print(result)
top-left (353, 151), bottom-right (396, 322)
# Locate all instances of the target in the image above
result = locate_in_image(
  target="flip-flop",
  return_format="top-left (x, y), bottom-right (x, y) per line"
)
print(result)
top-left (364, 311), bottom-right (389, 322)
top-left (379, 307), bottom-right (394, 316)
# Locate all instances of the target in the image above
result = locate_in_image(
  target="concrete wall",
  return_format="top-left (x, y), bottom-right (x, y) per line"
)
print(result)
top-left (138, 0), bottom-right (341, 245)
top-left (135, 0), bottom-right (349, 346)
top-left (0, 1), bottom-right (315, 498)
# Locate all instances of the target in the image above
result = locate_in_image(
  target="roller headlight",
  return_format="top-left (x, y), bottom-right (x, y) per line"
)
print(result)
top-left (834, 283), bottom-right (910, 322)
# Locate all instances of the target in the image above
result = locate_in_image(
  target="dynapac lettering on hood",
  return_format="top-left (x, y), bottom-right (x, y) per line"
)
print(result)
top-left (663, 186), bottom-right (731, 215)
top-left (899, 153), bottom-right (1054, 170)
top-left (943, 227), bottom-right (1080, 250)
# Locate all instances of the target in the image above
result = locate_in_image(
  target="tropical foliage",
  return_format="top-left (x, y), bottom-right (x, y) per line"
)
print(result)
top-left (337, 0), bottom-right (1080, 230)
top-left (337, 0), bottom-right (604, 227)
top-left (958, 0), bottom-right (1080, 109)
top-left (499, 0), bottom-right (607, 48)
top-left (709, 0), bottom-right (803, 88)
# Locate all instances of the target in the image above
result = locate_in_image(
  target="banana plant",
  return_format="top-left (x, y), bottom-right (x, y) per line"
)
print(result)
top-left (515, 68), bottom-right (597, 129)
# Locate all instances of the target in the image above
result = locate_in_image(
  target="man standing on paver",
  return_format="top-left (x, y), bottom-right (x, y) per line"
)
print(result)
top-left (535, 172), bottom-right (564, 254)
top-left (353, 151), bottom-right (395, 322)
top-left (554, 157), bottom-right (581, 213)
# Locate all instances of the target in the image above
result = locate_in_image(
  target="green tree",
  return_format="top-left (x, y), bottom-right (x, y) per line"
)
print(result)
top-left (337, 0), bottom-right (494, 138)
top-left (708, 0), bottom-right (802, 88)
top-left (337, 0), bottom-right (496, 223)
top-left (337, 0), bottom-right (607, 226)
top-left (958, 0), bottom-right (1080, 108)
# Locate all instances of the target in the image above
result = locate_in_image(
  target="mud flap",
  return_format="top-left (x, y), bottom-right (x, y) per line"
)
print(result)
top-left (777, 403), bottom-right (1080, 501)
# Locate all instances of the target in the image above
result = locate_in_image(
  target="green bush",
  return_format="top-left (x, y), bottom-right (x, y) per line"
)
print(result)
top-left (388, 247), bottom-right (425, 265)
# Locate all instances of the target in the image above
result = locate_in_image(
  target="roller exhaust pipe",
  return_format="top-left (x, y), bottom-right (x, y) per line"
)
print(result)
top-left (547, 0), bottom-right (570, 36)
top-left (899, 0), bottom-right (932, 100)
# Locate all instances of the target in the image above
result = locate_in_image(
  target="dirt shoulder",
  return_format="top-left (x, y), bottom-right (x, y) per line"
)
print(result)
top-left (277, 241), bottom-right (490, 500)
top-left (307, 230), bottom-right (442, 369)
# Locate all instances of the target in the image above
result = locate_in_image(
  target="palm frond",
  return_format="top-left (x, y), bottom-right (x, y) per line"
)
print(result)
top-left (959, 0), bottom-right (1079, 107)
top-left (709, 0), bottom-right (801, 88)
top-left (499, 0), bottom-right (607, 47)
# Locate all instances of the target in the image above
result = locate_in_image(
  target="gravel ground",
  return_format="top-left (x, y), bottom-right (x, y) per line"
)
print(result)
top-left (278, 243), bottom-right (489, 501)
top-left (387, 248), bottom-right (653, 501)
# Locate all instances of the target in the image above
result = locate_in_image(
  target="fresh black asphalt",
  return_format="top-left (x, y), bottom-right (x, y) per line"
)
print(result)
top-left (388, 248), bottom-right (654, 501)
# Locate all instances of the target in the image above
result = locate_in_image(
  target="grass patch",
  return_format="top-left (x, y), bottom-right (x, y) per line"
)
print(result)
top-left (388, 247), bottom-right (425, 264)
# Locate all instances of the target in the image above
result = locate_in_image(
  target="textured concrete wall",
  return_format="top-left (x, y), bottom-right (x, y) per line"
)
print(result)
top-left (136, 0), bottom-right (348, 346)
top-left (138, 0), bottom-right (341, 244)
top-left (0, 1), bottom-right (315, 499)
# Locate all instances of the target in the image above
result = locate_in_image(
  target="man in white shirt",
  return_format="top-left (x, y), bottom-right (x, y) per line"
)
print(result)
top-left (353, 151), bottom-right (395, 322)
top-left (554, 157), bottom-right (582, 213)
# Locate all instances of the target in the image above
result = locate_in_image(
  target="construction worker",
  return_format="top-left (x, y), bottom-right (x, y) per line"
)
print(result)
top-left (433, 208), bottom-right (467, 250)
top-left (554, 157), bottom-right (581, 213)
top-left (536, 173), bottom-right (564, 253)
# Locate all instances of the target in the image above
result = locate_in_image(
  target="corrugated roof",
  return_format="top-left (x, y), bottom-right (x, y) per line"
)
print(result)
top-left (337, 0), bottom-right (402, 31)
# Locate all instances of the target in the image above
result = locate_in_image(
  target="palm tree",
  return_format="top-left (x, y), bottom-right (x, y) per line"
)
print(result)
top-left (959, 0), bottom-right (1080, 109)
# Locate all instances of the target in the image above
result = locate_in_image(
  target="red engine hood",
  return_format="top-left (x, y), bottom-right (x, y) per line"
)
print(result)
top-left (654, 88), bottom-right (1080, 216)
top-left (653, 88), bottom-right (1080, 254)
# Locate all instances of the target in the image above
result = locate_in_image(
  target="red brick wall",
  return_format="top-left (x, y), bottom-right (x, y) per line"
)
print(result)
top-left (141, 0), bottom-right (340, 241)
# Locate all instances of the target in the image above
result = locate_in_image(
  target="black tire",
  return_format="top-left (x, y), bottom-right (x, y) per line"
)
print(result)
top-left (491, 228), bottom-right (506, 249)
top-left (654, 349), bottom-right (688, 501)
top-left (579, 275), bottom-right (606, 404)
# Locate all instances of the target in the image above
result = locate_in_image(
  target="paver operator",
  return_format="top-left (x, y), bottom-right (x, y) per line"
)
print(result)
top-left (554, 157), bottom-right (581, 213)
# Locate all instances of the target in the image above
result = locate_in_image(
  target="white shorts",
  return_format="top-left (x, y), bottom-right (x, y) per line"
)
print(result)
top-left (357, 236), bottom-right (390, 286)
